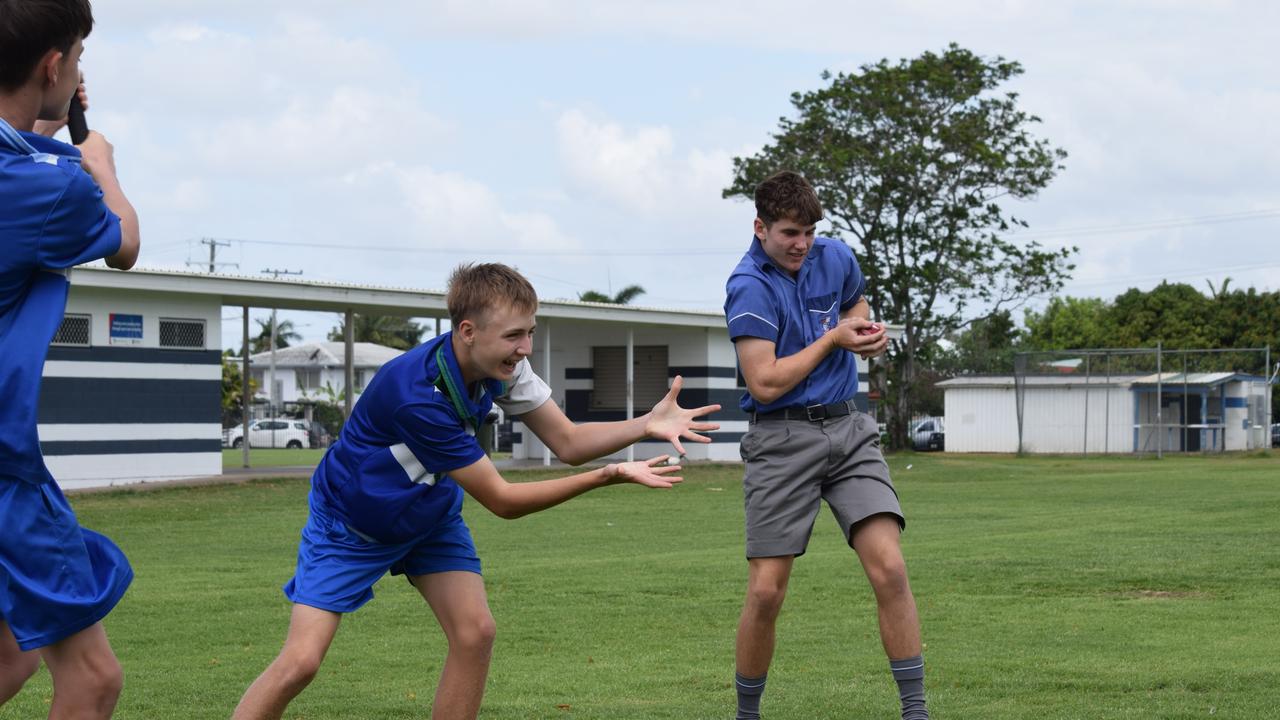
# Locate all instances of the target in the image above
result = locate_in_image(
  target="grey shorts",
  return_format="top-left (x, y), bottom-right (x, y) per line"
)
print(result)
top-left (740, 411), bottom-right (903, 558)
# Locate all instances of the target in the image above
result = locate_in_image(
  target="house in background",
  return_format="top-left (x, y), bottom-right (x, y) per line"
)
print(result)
top-left (247, 341), bottom-right (405, 410)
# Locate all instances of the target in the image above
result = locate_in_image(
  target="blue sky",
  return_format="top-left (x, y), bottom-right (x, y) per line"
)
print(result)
top-left (71, 1), bottom-right (1280, 348)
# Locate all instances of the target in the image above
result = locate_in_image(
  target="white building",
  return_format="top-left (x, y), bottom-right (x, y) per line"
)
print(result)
top-left (247, 341), bottom-right (404, 407)
top-left (939, 372), bottom-right (1272, 454)
top-left (45, 267), bottom-right (890, 488)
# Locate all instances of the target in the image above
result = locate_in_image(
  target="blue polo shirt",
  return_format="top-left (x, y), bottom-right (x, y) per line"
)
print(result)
top-left (0, 119), bottom-right (122, 484)
top-left (724, 236), bottom-right (865, 414)
top-left (313, 332), bottom-right (550, 544)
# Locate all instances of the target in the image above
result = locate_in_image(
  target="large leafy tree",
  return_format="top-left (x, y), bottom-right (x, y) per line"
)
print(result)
top-left (577, 285), bottom-right (646, 305)
top-left (328, 314), bottom-right (425, 350)
top-left (724, 44), bottom-right (1074, 447)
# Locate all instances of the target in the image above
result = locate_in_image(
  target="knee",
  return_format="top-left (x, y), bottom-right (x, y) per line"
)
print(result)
top-left (745, 581), bottom-right (787, 619)
top-left (448, 612), bottom-right (497, 657)
top-left (82, 652), bottom-right (124, 704)
top-left (3, 650), bottom-right (40, 685)
top-left (273, 650), bottom-right (324, 693)
top-left (866, 556), bottom-right (911, 599)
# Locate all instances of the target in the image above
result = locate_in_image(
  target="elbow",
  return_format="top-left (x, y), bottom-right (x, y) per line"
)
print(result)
top-left (748, 383), bottom-right (782, 406)
top-left (486, 497), bottom-right (526, 520)
top-left (556, 451), bottom-right (590, 467)
top-left (106, 226), bottom-right (140, 270)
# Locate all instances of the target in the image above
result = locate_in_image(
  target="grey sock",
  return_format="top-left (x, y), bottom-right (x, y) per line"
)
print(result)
top-left (735, 672), bottom-right (767, 720)
top-left (889, 655), bottom-right (928, 720)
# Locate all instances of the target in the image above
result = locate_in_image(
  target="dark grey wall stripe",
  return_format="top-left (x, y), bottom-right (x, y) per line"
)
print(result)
top-left (42, 439), bottom-right (222, 456)
top-left (563, 387), bottom-right (869, 423)
top-left (668, 366), bottom-right (738, 379)
top-left (46, 346), bottom-right (223, 365)
top-left (39, 378), bottom-right (222, 424)
top-left (570, 367), bottom-right (743, 380)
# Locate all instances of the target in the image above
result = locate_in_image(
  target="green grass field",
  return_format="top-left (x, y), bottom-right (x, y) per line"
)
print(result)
top-left (222, 448), bottom-right (326, 469)
top-left (4, 453), bottom-right (1278, 719)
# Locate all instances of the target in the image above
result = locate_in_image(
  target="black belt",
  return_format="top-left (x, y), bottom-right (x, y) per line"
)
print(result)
top-left (753, 400), bottom-right (855, 423)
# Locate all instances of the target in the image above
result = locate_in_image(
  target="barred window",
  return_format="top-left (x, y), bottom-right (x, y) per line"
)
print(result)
top-left (52, 313), bottom-right (91, 346)
top-left (159, 318), bottom-right (206, 349)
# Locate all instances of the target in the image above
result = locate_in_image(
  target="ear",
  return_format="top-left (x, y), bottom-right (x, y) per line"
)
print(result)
top-left (753, 217), bottom-right (767, 241)
top-left (41, 49), bottom-right (65, 89)
top-left (455, 319), bottom-right (476, 345)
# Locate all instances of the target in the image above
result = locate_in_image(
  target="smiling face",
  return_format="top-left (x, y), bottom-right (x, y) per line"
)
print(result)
top-left (455, 302), bottom-right (536, 385)
top-left (754, 216), bottom-right (816, 277)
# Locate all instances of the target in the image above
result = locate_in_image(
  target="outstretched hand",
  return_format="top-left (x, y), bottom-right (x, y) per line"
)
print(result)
top-left (603, 455), bottom-right (683, 488)
top-left (644, 375), bottom-right (721, 456)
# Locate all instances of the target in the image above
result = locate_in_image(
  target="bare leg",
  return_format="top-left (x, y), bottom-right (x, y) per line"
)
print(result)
top-left (38, 622), bottom-right (122, 720)
top-left (0, 621), bottom-right (40, 706)
top-left (850, 514), bottom-right (921, 660)
top-left (232, 605), bottom-right (341, 720)
top-left (409, 571), bottom-right (496, 720)
top-left (734, 556), bottom-right (795, 677)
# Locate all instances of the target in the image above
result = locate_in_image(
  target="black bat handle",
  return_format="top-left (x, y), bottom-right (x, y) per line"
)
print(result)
top-left (67, 96), bottom-right (89, 145)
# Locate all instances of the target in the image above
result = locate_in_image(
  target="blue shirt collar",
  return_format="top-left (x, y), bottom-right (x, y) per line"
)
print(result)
top-left (0, 117), bottom-right (81, 164)
top-left (430, 332), bottom-right (503, 417)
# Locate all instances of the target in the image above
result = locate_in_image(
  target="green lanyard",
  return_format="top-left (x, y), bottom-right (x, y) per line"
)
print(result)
top-left (435, 344), bottom-right (481, 435)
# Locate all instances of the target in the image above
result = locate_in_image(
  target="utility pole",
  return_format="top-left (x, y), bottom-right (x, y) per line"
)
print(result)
top-left (187, 237), bottom-right (237, 273)
top-left (260, 268), bottom-right (303, 433)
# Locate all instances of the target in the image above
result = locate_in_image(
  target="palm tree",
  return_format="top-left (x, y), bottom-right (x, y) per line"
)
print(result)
top-left (577, 284), bottom-right (646, 305)
top-left (328, 314), bottom-right (425, 350)
top-left (250, 318), bottom-right (301, 354)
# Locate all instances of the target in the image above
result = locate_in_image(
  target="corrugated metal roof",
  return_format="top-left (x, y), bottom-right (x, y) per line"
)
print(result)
top-left (245, 341), bottom-right (404, 368)
top-left (937, 374), bottom-right (1148, 389)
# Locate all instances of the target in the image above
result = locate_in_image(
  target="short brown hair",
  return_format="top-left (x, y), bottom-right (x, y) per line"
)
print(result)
top-left (446, 263), bottom-right (538, 327)
top-left (754, 170), bottom-right (823, 227)
top-left (0, 0), bottom-right (94, 91)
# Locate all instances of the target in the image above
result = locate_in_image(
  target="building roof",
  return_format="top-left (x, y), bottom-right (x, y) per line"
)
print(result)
top-left (936, 374), bottom-right (1148, 389)
top-left (247, 342), bottom-right (403, 368)
top-left (939, 371), bottom-right (1267, 390)
top-left (72, 265), bottom-right (906, 336)
top-left (1130, 372), bottom-right (1268, 387)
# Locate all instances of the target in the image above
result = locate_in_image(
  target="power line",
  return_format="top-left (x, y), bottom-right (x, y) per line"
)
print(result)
top-left (1011, 208), bottom-right (1280, 240)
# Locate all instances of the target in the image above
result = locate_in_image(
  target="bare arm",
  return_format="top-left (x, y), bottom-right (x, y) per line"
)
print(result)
top-left (33, 82), bottom-right (139, 270)
top-left (77, 132), bottom-right (139, 270)
top-left (737, 304), bottom-right (885, 405)
top-left (449, 454), bottom-right (681, 520)
top-left (519, 376), bottom-right (720, 464)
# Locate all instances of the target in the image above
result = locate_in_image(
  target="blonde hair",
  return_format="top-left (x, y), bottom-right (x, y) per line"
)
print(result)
top-left (446, 263), bottom-right (538, 326)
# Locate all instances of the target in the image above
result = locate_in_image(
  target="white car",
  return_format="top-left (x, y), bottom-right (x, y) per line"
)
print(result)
top-left (910, 417), bottom-right (945, 451)
top-left (223, 419), bottom-right (311, 449)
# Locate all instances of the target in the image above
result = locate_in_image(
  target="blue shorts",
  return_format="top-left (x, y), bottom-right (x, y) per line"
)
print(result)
top-left (0, 480), bottom-right (133, 651)
top-left (284, 490), bottom-right (482, 614)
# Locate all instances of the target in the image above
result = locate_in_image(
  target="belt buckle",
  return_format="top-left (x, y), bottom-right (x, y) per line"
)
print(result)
top-left (805, 404), bottom-right (825, 422)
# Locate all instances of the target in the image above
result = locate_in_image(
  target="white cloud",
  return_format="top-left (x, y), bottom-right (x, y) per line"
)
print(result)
top-left (556, 108), bottom-right (745, 216)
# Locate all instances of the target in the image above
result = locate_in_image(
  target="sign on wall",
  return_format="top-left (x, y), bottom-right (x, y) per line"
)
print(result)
top-left (109, 313), bottom-right (143, 345)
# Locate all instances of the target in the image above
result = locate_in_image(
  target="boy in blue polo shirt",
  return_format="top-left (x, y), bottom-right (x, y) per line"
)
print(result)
top-left (234, 263), bottom-right (721, 720)
top-left (0, 0), bottom-right (142, 716)
top-left (724, 172), bottom-right (929, 719)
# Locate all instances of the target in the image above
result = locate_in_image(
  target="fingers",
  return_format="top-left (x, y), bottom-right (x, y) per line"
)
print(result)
top-left (645, 455), bottom-right (672, 467)
top-left (663, 375), bottom-right (683, 400)
top-left (687, 403), bottom-right (721, 417)
top-left (669, 437), bottom-right (688, 456)
top-left (682, 429), bottom-right (713, 444)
